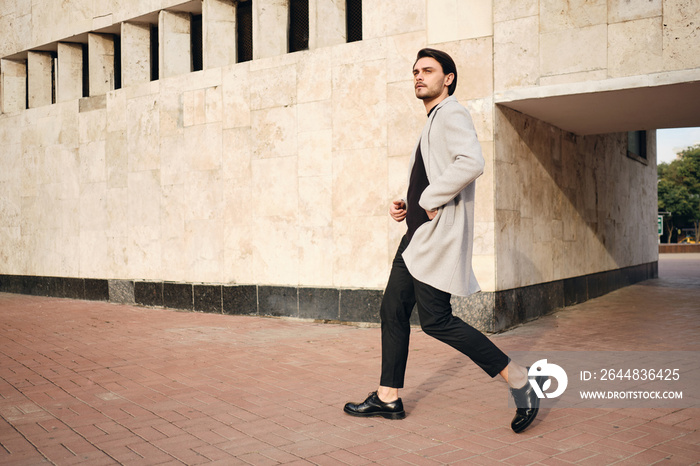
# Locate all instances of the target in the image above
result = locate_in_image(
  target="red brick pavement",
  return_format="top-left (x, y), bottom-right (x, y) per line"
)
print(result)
top-left (0, 254), bottom-right (698, 465)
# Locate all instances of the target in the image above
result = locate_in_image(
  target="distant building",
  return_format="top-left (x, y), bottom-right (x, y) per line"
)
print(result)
top-left (2, 0), bottom-right (699, 330)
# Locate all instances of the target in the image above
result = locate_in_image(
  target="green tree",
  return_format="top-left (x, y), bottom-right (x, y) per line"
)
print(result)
top-left (658, 179), bottom-right (693, 242)
top-left (658, 144), bottom-right (700, 242)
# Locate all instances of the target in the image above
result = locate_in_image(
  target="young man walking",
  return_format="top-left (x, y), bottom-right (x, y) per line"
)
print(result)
top-left (343, 48), bottom-right (545, 433)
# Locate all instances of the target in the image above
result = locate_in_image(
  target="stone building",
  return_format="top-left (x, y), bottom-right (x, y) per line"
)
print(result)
top-left (1, 0), bottom-right (699, 331)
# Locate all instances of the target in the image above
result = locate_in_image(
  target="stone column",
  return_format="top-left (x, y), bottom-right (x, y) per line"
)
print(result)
top-left (88, 33), bottom-right (115, 96)
top-left (0, 58), bottom-right (27, 113)
top-left (203, 0), bottom-right (237, 69)
top-left (310, 0), bottom-right (346, 49)
top-left (121, 22), bottom-right (152, 86)
top-left (57, 42), bottom-right (83, 102)
top-left (159, 10), bottom-right (191, 78)
top-left (253, 0), bottom-right (288, 59)
top-left (27, 51), bottom-right (53, 108)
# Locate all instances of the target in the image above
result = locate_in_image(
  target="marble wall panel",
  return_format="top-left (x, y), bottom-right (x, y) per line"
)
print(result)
top-left (253, 0), bottom-right (287, 60)
top-left (186, 219), bottom-right (224, 283)
top-left (121, 22), bottom-right (151, 87)
top-left (205, 85), bottom-right (222, 123)
top-left (298, 226), bottom-right (334, 287)
top-left (159, 10), bottom-right (191, 79)
top-left (311, 0), bottom-right (346, 49)
top-left (185, 122), bottom-right (223, 172)
top-left (333, 147), bottom-right (388, 219)
top-left (662, 0), bottom-right (700, 70)
top-left (331, 59), bottom-right (386, 151)
top-left (56, 42), bottom-right (83, 102)
top-left (252, 216), bottom-right (299, 285)
top-left (250, 64), bottom-right (296, 110)
top-left (608, 17), bottom-right (663, 78)
top-left (80, 182), bottom-right (109, 233)
top-left (299, 175), bottom-right (332, 228)
top-left (251, 105), bottom-right (297, 159)
top-left (222, 127), bottom-right (252, 183)
top-left (539, 0), bottom-right (606, 33)
top-left (128, 169), bottom-right (161, 229)
top-left (1, 59), bottom-right (26, 113)
top-left (88, 33), bottom-right (115, 96)
top-left (298, 129), bottom-right (332, 178)
top-left (127, 94), bottom-right (160, 171)
top-left (160, 133), bottom-right (189, 185)
top-left (127, 225), bottom-right (161, 279)
top-left (297, 47), bottom-right (332, 103)
top-left (27, 52), bottom-right (52, 108)
top-left (251, 156), bottom-right (298, 219)
top-left (79, 140), bottom-right (107, 184)
top-left (363, 0), bottom-right (425, 39)
top-left (203, 0), bottom-right (237, 69)
top-left (186, 169), bottom-right (223, 222)
top-left (540, 24), bottom-right (607, 77)
top-left (475, 140), bottom-right (495, 223)
top-left (297, 100), bottom-right (331, 133)
top-left (494, 16), bottom-right (539, 90)
top-left (494, 0), bottom-right (538, 22)
top-left (332, 215), bottom-right (388, 289)
top-left (223, 182), bottom-right (254, 283)
top-left (608, 0), bottom-right (661, 23)
top-left (427, 0), bottom-right (493, 43)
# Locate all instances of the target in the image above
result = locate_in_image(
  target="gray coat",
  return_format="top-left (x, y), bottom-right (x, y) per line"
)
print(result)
top-left (402, 95), bottom-right (484, 297)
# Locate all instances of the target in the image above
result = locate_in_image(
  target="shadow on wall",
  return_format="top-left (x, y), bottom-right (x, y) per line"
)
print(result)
top-left (494, 105), bottom-right (655, 288)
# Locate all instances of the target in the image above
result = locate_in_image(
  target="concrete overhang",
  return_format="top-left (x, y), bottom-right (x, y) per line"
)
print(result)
top-left (494, 70), bottom-right (700, 136)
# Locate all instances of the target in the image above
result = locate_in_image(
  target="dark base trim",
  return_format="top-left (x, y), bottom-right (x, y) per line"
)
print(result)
top-left (0, 261), bottom-right (657, 332)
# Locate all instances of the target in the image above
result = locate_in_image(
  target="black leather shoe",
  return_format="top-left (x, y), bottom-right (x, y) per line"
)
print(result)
top-left (344, 391), bottom-right (406, 419)
top-left (510, 374), bottom-right (547, 433)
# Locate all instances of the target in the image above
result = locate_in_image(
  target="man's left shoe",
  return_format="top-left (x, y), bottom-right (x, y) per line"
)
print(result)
top-left (510, 374), bottom-right (547, 433)
top-left (344, 391), bottom-right (406, 419)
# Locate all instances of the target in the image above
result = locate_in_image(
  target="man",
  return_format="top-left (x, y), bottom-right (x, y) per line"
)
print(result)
top-left (343, 48), bottom-right (545, 433)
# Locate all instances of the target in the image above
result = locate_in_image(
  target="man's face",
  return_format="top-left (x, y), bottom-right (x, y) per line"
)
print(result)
top-left (413, 57), bottom-right (452, 101)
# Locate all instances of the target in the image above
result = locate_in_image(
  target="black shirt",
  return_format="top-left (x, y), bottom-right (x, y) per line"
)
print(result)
top-left (406, 107), bottom-right (437, 241)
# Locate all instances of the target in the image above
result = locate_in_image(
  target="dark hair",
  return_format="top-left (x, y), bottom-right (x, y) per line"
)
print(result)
top-left (414, 48), bottom-right (458, 95)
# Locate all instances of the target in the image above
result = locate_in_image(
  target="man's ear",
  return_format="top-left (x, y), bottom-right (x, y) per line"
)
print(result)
top-left (444, 73), bottom-right (455, 87)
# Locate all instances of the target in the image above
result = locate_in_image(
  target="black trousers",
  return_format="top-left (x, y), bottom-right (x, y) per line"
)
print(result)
top-left (380, 235), bottom-right (510, 388)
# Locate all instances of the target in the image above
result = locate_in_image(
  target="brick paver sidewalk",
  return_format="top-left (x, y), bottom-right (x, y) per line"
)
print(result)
top-left (1, 254), bottom-right (698, 465)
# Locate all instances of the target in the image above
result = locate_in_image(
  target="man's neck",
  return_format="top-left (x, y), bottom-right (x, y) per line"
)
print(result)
top-left (423, 91), bottom-right (449, 115)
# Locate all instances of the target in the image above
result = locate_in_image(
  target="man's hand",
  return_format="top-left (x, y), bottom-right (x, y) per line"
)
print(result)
top-left (390, 200), bottom-right (407, 222)
top-left (426, 208), bottom-right (437, 220)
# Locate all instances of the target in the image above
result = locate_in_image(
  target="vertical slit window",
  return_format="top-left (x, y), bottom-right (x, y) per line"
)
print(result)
top-left (237, 0), bottom-right (253, 62)
top-left (191, 14), bottom-right (203, 71)
top-left (627, 131), bottom-right (648, 162)
top-left (113, 35), bottom-right (121, 89)
top-left (24, 59), bottom-right (29, 109)
top-left (288, 0), bottom-right (309, 53)
top-left (346, 0), bottom-right (362, 43)
top-left (51, 52), bottom-right (57, 103)
top-left (150, 25), bottom-right (159, 81)
top-left (81, 44), bottom-right (89, 97)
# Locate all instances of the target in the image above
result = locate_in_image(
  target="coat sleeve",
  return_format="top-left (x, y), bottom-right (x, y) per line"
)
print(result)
top-left (418, 102), bottom-right (484, 211)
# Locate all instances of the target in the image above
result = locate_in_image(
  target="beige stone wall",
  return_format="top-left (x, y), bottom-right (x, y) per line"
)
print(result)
top-left (2, 0), bottom-right (694, 295)
top-left (495, 107), bottom-right (658, 290)
top-left (494, 0), bottom-right (700, 89)
top-left (0, 2), bottom-right (496, 293)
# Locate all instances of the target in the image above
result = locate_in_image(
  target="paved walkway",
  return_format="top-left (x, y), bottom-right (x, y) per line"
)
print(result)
top-left (1, 255), bottom-right (698, 465)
